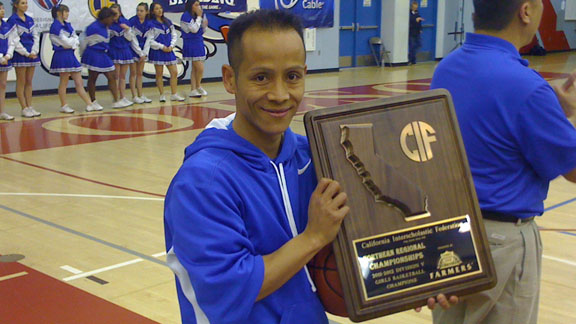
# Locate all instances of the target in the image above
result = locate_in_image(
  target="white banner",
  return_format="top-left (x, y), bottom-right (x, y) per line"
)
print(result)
top-left (23, 0), bottom-right (239, 80)
top-left (27, 0), bottom-right (143, 32)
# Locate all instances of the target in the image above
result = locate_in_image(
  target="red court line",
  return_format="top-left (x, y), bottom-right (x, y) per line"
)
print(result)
top-left (0, 156), bottom-right (166, 198)
top-left (0, 73), bottom-right (568, 155)
top-left (0, 261), bottom-right (159, 323)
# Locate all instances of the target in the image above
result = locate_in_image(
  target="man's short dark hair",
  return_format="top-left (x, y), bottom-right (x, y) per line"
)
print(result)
top-left (473, 0), bottom-right (528, 31)
top-left (227, 9), bottom-right (305, 71)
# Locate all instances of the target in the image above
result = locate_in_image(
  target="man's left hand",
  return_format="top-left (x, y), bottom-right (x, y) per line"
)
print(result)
top-left (552, 70), bottom-right (576, 118)
top-left (414, 294), bottom-right (459, 312)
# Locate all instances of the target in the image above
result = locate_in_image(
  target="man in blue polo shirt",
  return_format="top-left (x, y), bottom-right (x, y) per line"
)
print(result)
top-left (431, 0), bottom-right (576, 323)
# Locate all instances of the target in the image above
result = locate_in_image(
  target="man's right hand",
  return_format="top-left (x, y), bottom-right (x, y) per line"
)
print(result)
top-left (303, 178), bottom-right (350, 250)
top-left (553, 70), bottom-right (576, 118)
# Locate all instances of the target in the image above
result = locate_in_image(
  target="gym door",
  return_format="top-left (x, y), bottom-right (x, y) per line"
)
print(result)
top-left (417, 0), bottom-right (437, 61)
top-left (339, 0), bottom-right (382, 67)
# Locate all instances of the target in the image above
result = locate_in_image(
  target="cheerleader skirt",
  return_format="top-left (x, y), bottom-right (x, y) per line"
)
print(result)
top-left (131, 48), bottom-right (145, 62)
top-left (148, 48), bottom-right (178, 65)
top-left (0, 60), bottom-right (12, 72)
top-left (81, 47), bottom-right (115, 72)
top-left (12, 51), bottom-right (41, 67)
top-left (109, 46), bottom-right (135, 65)
top-left (182, 40), bottom-right (205, 61)
top-left (50, 50), bottom-right (82, 73)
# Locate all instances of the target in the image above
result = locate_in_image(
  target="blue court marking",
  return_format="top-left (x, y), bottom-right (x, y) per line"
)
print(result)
top-left (544, 197), bottom-right (576, 212)
top-left (541, 197), bottom-right (576, 237)
top-left (0, 204), bottom-right (167, 267)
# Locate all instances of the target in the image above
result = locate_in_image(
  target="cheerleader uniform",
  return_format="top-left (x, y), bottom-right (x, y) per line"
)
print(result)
top-left (0, 21), bottom-right (18, 72)
top-left (180, 11), bottom-right (205, 61)
top-left (49, 20), bottom-right (81, 73)
top-left (109, 16), bottom-right (143, 64)
top-left (146, 19), bottom-right (177, 65)
top-left (7, 13), bottom-right (40, 67)
top-left (128, 15), bottom-right (150, 61)
top-left (80, 20), bottom-right (115, 72)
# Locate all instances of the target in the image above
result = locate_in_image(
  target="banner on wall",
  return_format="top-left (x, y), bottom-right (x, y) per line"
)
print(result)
top-left (259, 0), bottom-right (334, 28)
top-left (157, 0), bottom-right (247, 13)
top-left (27, 0), bottom-right (123, 32)
top-left (22, 0), bottom-right (236, 82)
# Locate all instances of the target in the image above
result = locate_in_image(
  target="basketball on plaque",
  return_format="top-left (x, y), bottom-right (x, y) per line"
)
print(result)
top-left (304, 89), bottom-right (496, 322)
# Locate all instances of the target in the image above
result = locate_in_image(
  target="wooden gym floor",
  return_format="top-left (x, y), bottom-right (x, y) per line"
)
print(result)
top-left (0, 52), bottom-right (575, 323)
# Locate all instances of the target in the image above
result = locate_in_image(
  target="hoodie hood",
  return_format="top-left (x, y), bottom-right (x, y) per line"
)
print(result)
top-left (184, 117), bottom-right (299, 171)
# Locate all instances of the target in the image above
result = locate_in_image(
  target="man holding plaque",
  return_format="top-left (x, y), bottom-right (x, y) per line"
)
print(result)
top-left (431, 0), bottom-right (576, 323)
top-left (163, 10), bottom-right (350, 323)
top-left (164, 9), bottom-right (458, 323)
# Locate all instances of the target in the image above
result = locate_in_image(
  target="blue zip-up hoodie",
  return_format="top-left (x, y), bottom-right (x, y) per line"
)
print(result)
top-left (164, 116), bottom-right (328, 324)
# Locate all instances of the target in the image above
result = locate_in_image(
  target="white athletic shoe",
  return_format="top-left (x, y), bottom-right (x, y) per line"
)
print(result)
top-left (0, 112), bottom-right (14, 120)
top-left (92, 100), bottom-right (104, 110)
top-left (21, 107), bottom-right (36, 118)
top-left (112, 99), bottom-right (131, 109)
top-left (121, 98), bottom-right (134, 106)
top-left (188, 89), bottom-right (202, 98)
top-left (59, 105), bottom-right (75, 114)
top-left (141, 96), bottom-right (152, 103)
top-left (86, 102), bottom-right (99, 112)
top-left (29, 107), bottom-right (41, 117)
top-left (159, 94), bottom-right (167, 102)
top-left (198, 87), bottom-right (208, 96)
top-left (133, 96), bottom-right (145, 104)
top-left (171, 93), bottom-right (186, 101)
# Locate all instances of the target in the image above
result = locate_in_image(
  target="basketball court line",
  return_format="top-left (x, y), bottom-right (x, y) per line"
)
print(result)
top-left (63, 259), bottom-right (145, 282)
top-left (0, 204), bottom-right (166, 267)
top-left (0, 271), bottom-right (28, 282)
top-left (60, 265), bottom-right (83, 274)
top-left (543, 255), bottom-right (576, 267)
top-left (545, 197), bottom-right (576, 212)
top-left (0, 156), bottom-right (165, 198)
top-left (62, 251), bottom-right (167, 282)
top-left (0, 193), bottom-right (164, 201)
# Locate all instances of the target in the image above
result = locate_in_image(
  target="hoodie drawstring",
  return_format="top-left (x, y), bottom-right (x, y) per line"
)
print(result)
top-left (270, 161), bottom-right (317, 292)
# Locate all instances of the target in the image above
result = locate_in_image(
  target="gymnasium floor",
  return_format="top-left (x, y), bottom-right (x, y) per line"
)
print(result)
top-left (1, 52), bottom-right (575, 323)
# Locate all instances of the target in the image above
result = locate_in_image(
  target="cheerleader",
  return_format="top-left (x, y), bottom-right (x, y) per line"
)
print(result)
top-left (0, 1), bottom-right (16, 120)
top-left (181, 0), bottom-right (208, 98)
top-left (128, 2), bottom-right (152, 104)
top-left (147, 2), bottom-right (184, 102)
top-left (109, 3), bottom-right (145, 107)
top-left (8, 0), bottom-right (40, 118)
top-left (49, 5), bottom-right (97, 113)
top-left (80, 7), bottom-right (128, 109)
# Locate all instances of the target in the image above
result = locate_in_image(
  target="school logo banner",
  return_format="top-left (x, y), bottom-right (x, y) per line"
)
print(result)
top-left (259, 0), bottom-right (334, 28)
top-left (33, 0), bottom-right (63, 11)
top-left (157, 0), bottom-right (247, 13)
top-left (88, 0), bottom-right (118, 18)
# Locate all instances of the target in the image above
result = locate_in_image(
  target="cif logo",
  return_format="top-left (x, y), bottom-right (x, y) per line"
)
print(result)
top-left (400, 121), bottom-right (437, 163)
top-left (88, 0), bottom-right (117, 18)
top-left (274, 0), bottom-right (298, 9)
top-left (34, 0), bottom-right (62, 11)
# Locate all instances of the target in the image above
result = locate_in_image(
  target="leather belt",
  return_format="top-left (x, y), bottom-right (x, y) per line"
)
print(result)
top-left (481, 210), bottom-right (535, 224)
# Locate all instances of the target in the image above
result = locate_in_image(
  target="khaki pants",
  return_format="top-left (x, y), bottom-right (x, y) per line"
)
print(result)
top-left (432, 219), bottom-right (542, 324)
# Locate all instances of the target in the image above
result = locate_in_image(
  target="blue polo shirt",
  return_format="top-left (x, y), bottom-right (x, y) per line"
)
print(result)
top-left (431, 33), bottom-right (576, 218)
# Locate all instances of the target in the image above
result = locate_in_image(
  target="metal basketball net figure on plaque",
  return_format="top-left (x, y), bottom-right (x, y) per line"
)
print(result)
top-left (304, 90), bottom-right (496, 322)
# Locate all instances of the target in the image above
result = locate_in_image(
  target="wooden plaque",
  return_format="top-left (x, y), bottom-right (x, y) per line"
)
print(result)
top-left (304, 90), bottom-right (496, 322)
